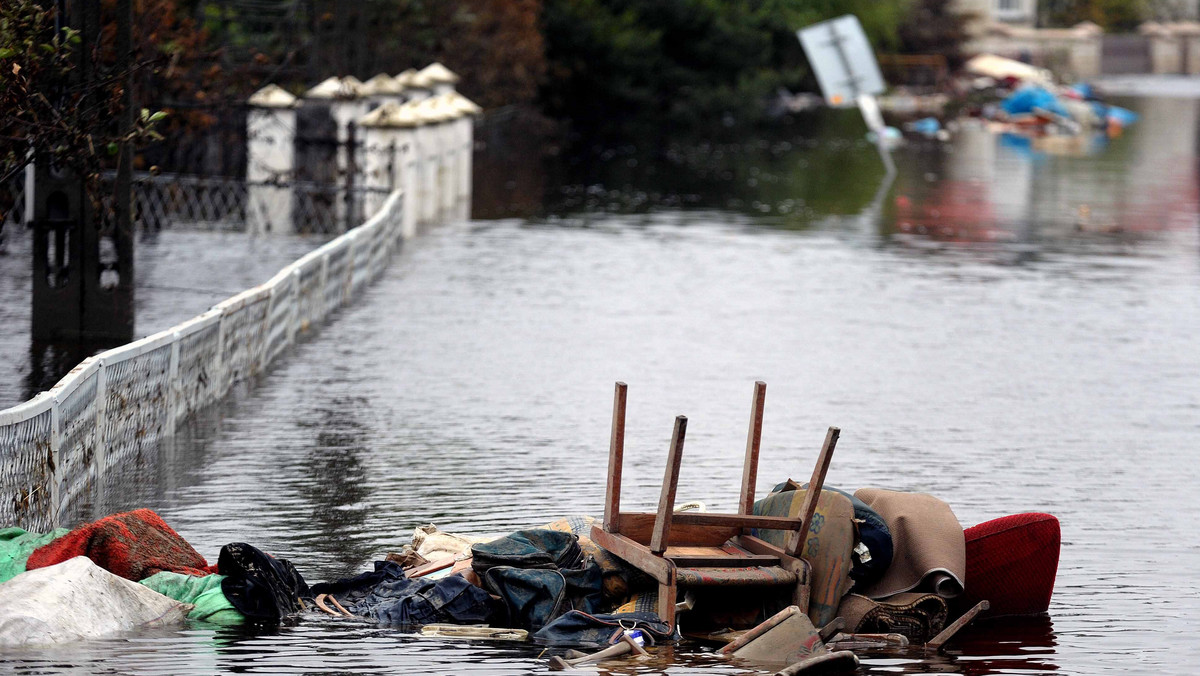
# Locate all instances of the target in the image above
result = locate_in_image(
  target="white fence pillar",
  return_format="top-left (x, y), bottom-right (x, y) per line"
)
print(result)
top-left (412, 102), bottom-right (440, 226)
top-left (397, 124), bottom-right (420, 238)
top-left (447, 92), bottom-right (482, 219)
top-left (246, 85), bottom-right (298, 234)
top-left (305, 76), bottom-right (368, 228)
top-left (432, 100), bottom-right (459, 218)
top-left (359, 102), bottom-right (414, 218)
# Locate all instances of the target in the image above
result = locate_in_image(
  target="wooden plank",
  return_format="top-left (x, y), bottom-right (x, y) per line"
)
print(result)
top-left (622, 511), bottom-right (803, 531)
top-left (786, 426), bottom-right (840, 558)
top-left (738, 381), bottom-right (767, 516)
top-left (736, 535), bottom-right (802, 566)
top-left (664, 545), bottom-right (731, 556)
top-left (407, 556), bottom-right (456, 578)
top-left (720, 605), bottom-right (801, 654)
top-left (675, 512), bottom-right (802, 529)
top-left (650, 415), bottom-right (687, 555)
top-left (667, 554), bottom-right (781, 567)
top-left (603, 382), bottom-right (627, 532)
top-left (589, 525), bottom-right (674, 584)
top-left (927, 600), bottom-right (990, 651)
top-left (738, 535), bottom-right (812, 613)
top-left (616, 513), bottom-right (741, 547)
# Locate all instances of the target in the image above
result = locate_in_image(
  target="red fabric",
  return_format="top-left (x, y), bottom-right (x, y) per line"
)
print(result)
top-left (26, 509), bottom-right (210, 581)
top-left (959, 513), bottom-right (1060, 616)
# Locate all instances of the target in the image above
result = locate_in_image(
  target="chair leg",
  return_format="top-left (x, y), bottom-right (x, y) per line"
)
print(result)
top-left (786, 426), bottom-right (840, 558)
top-left (738, 381), bottom-right (767, 515)
top-left (603, 382), bottom-right (627, 533)
top-left (657, 580), bottom-right (678, 630)
top-left (650, 415), bottom-right (687, 554)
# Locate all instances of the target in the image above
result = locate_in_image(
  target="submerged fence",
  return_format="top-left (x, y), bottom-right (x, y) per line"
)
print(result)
top-left (0, 191), bottom-right (406, 533)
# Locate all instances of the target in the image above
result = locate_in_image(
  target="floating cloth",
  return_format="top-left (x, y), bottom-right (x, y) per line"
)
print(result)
top-left (217, 542), bottom-right (309, 622)
top-left (472, 529), bottom-right (603, 632)
top-left (26, 509), bottom-right (211, 581)
top-left (0, 527), bottom-right (69, 585)
top-left (140, 571), bottom-right (242, 624)
top-left (542, 515), bottom-right (655, 602)
top-left (0, 556), bottom-right (190, 646)
top-left (533, 609), bottom-right (673, 647)
top-left (853, 488), bottom-right (965, 600)
top-left (836, 591), bottom-right (947, 643)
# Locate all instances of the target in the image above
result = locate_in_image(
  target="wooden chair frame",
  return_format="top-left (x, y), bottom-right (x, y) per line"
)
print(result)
top-left (589, 381), bottom-right (841, 630)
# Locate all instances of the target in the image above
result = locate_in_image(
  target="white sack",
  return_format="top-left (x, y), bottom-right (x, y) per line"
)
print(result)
top-left (0, 556), bottom-right (191, 646)
top-left (963, 54), bottom-right (1054, 86)
top-left (411, 524), bottom-right (495, 561)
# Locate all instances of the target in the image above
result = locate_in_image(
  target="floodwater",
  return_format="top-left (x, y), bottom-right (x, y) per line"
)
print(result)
top-left (3, 94), bottom-right (1200, 674)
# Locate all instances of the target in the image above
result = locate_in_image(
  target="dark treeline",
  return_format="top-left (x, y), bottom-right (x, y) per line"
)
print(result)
top-left (152, 0), bottom-right (963, 126)
top-left (3, 0), bottom-right (967, 179)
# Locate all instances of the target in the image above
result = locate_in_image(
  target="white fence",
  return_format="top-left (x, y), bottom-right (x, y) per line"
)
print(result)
top-left (0, 190), bottom-right (406, 533)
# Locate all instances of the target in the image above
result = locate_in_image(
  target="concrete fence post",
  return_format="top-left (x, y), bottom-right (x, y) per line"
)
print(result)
top-left (358, 104), bottom-right (399, 218)
top-left (246, 85), bottom-right (298, 235)
top-left (305, 76), bottom-right (368, 230)
top-left (165, 336), bottom-right (180, 439)
top-left (48, 395), bottom-right (61, 525)
top-left (92, 358), bottom-right (107, 515)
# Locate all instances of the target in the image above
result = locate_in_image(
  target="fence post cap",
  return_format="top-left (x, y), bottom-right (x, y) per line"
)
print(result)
top-left (418, 62), bottom-right (460, 85)
top-left (248, 84), bottom-right (298, 109)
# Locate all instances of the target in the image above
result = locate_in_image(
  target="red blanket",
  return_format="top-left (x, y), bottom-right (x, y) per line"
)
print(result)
top-left (26, 509), bottom-right (214, 581)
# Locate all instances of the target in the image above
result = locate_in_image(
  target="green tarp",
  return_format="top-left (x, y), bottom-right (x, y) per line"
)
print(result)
top-left (139, 571), bottom-right (243, 624)
top-left (0, 527), bottom-right (69, 585)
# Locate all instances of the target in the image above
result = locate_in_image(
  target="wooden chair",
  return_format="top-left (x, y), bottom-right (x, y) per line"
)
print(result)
top-left (589, 381), bottom-right (841, 630)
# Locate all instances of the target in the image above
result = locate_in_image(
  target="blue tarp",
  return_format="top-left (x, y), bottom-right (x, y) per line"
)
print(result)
top-left (1001, 86), bottom-right (1069, 118)
top-left (1106, 105), bottom-right (1138, 127)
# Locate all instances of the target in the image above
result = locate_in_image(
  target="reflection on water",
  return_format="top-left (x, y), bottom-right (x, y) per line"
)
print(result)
top-left (3, 96), bottom-right (1200, 674)
top-left (891, 98), bottom-right (1200, 249)
top-left (293, 399), bottom-right (377, 571)
top-left (476, 96), bottom-right (1200, 251)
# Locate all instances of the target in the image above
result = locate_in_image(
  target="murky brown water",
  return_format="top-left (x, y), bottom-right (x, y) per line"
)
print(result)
top-left (3, 95), bottom-right (1200, 673)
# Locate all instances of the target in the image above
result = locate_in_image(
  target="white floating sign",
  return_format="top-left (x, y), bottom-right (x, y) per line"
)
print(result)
top-left (797, 15), bottom-right (885, 108)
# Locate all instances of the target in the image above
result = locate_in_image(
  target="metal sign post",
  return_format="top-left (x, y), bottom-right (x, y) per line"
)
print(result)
top-left (798, 15), bottom-right (894, 175)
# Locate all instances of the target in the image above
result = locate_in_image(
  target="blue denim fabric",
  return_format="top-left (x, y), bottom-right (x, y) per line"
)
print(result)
top-left (532, 610), bottom-right (674, 647)
top-left (470, 529), bottom-right (583, 570)
top-left (357, 574), bottom-right (496, 626)
top-left (482, 564), bottom-right (603, 631)
top-left (471, 529), bottom-right (603, 631)
top-left (312, 560), bottom-right (498, 627)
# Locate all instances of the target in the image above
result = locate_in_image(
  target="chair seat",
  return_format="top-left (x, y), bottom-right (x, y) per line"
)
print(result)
top-left (676, 565), bottom-right (798, 587)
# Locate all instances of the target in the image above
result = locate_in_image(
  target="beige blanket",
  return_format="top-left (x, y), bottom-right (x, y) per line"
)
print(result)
top-left (854, 488), bottom-right (965, 600)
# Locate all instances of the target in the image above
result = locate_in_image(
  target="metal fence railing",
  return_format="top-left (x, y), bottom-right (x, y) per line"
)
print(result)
top-left (0, 190), bottom-right (405, 532)
top-left (125, 173), bottom-right (389, 234)
top-left (3, 172), bottom-right (389, 235)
